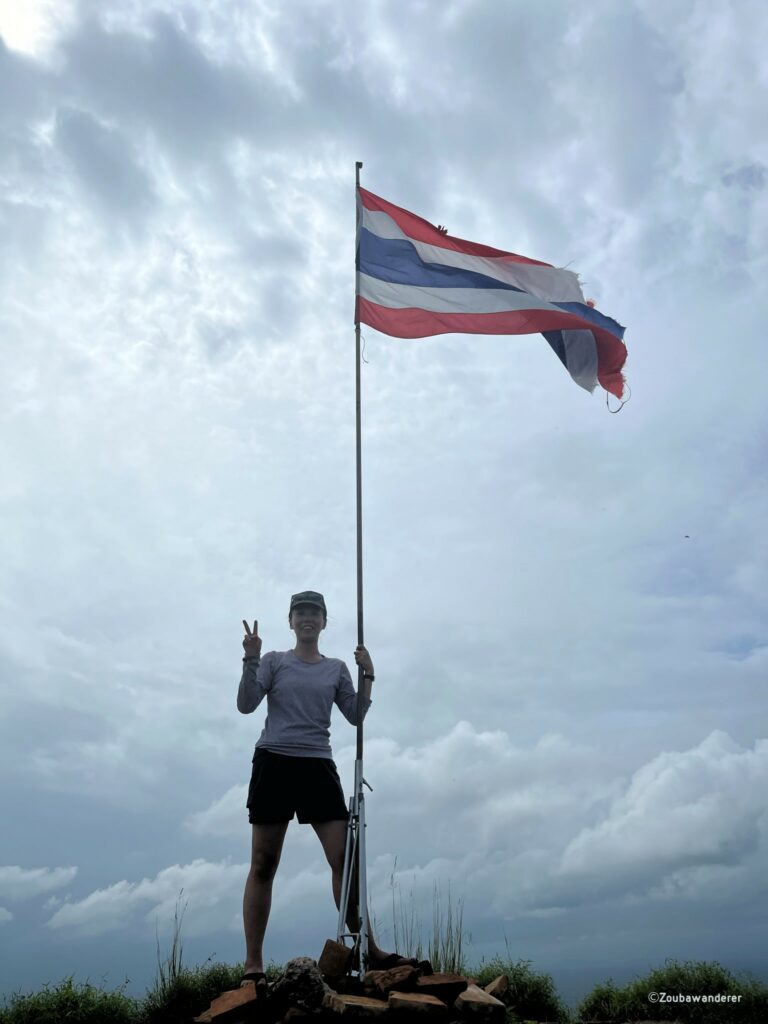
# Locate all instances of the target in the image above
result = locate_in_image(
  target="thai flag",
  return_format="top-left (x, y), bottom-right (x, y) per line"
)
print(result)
top-left (356, 187), bottom-right (627, 399)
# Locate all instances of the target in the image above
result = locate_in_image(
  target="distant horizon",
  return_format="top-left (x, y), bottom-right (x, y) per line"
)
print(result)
top-left (3, 873), bottom-right (767, 1008)
top-left (3, 929), bottom-right (767, 1010)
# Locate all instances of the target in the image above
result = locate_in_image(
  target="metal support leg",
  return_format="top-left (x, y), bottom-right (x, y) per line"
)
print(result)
top-left (336, 793), bottom-right (358, 945)
top-left (357, 770), bottom-right (369, 974)
top-left (336, 758), bottom-right (371, 976)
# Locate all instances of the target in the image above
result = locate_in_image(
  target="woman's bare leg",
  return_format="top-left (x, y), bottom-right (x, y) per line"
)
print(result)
top-left (242, 821), bottom-right (289, 982)
top-left (312, 819), bottom-right (393, 962)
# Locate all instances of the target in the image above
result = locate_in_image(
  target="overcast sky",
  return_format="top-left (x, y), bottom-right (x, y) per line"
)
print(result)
top-left (1, 0), bottom-right (766, 1009)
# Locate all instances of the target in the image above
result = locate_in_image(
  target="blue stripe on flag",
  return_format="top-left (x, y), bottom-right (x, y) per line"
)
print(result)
top-left (358, 228), bottom-right (524, 292)
top-left (553, 301), bottom-right (626, 339)
top-left (359, 231), bottom-right (625, 342)
top-left (542, 331), bottom-right (568, 368)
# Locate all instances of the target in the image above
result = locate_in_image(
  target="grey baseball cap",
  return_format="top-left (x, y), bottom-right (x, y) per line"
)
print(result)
top-left (289, 591), bottom-right (327, 614)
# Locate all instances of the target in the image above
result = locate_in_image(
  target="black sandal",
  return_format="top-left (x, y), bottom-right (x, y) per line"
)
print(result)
top-left (367, 953), bottom-right (420, 970)
top-left (240, 971), bottom-right (268, 998)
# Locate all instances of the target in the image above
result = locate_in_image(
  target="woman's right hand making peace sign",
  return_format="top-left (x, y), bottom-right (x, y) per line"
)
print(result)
top-left (242, 619), bottom-right (262, 659)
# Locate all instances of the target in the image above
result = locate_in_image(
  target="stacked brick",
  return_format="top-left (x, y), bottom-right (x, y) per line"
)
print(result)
top-left (192, 951), bottom-right (508, 1024)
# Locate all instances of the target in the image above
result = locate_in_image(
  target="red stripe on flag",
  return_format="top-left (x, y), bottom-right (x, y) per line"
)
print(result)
top-left (359, 188), bottom-right (550, 267)
top-left (356, 298), bottom-right (626, 398)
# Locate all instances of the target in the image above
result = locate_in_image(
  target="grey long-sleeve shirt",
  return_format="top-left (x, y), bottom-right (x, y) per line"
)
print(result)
top-left (237, 649), bottom-right (372, 758)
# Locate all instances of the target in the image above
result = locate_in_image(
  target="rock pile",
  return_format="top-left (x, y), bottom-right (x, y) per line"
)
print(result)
top-left (192, 944), bottom-right (508, 1023)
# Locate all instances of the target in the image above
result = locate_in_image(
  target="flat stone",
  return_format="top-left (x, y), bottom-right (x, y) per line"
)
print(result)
top-left (482, 974), bottom-right (508, 1000)
top-left (323, 991), bottom-right (389, 1017)
top-left (270, 957), bottom-right (329, 1016)
top-left (415, 973), bottom-right (468, 1006)
top-left (363, 964), bottom-right (419, 997)
top-left (388, 989), bottom-right (449, 1018)
top-left (319, 939), bottom-right (354, 985)
top-left (361, 970), bottom-right (385, 986)
top-left (453, 983), bottom-right (506, 1021)
top-left (192, 984), bottom-right (259, 1023)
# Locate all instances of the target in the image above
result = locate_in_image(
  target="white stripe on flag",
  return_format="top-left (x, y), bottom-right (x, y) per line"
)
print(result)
top-left (358, 273), bottom-right (573, 316)
top-left (361, 207), bottom-right (584, 302)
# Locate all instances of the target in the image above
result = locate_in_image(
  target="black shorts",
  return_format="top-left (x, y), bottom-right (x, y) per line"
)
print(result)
top-left (247, 748), bottom-right (349, 825)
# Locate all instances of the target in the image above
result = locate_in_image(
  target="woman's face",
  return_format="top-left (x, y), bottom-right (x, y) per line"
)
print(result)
top-left (290, 603), bottom-right (326, 639)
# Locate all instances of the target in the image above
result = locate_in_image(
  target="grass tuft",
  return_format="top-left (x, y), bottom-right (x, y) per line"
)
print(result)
top-left (473, 938), bottom-right (571, 1023)
top-left (0, 975), bottom-right (140, 1024)
top-left (139, 889), bottom-right (279, 1024)
top-left (387, 862), bottom-right (471, 973)
top-left (428, 880), bottom-right (469, 975)
top-left (153, 888), bottom-right (187, 1005)
top-left (575, 958), bottom-right (768, 1023)
top-left (389, 857), bottom-right (424, 961)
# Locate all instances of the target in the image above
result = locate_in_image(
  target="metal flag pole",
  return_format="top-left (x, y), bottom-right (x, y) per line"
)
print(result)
top-left (336, 160), bottom-right (371, 977)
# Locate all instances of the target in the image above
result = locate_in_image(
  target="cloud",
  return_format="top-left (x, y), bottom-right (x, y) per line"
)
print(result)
top-left (47, 727), bottom-right (768, 953)
top-left (46, 879), bottom-right (138, 936)
top-left (60, 12), bottom-right (273, 164)
top-left (0, 0), bottom-right (78, 58)
top-left (184, 784), bottom-right (247, 839)
top-left (186, 721), bottom-right (617, 848)
top-left (721, 164), bottom-right (767, 191)
top-left (555, 732), bottom-right (768, 902)
top-left (54, 106), bottom-right (155, 223)
top-left (0, 34), bottom-right (51, 131)
top-left (45, 858), bottom-right (244, 938)
top-left (0, 907), bottom-right (12, 924)
top-left (360, 727), bottom-right (768, 929)
top-left (0, 865), bottom-right (78, 903)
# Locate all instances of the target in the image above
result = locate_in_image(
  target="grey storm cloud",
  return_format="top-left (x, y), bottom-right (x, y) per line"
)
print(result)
top-left (721, 164), bottom-right (767, 190)
top-left (54, 106), bottom-right (155, 219)
top-left (60, 13), bottom-right (267, 160)
top-left (0, 35), bottom-right (51, 131)
top-left (552, 732), bottom-right (768, 904)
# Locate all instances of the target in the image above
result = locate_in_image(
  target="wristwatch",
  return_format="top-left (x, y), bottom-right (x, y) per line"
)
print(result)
top-left (363, 672), bottom-right (375, 681)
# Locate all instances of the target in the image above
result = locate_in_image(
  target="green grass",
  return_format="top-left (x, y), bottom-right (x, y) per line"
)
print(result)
top-left (387, 857), bottom-right (423, 962)
top-left (575, 958), bottom-right (768, 1023)
top-left (0, 962), bottom-right (286, 1024)
top-left (0, 975), bottom-right (140, 1024)
top-left (472, 939), bottom-right (571, 1023)
top-left (385, 860), bottom-right (470, 973)
top-left (0, 890), bottom-right (280, 1024)
top-left (428, 880), bottom-right (469, 975)
top-left (137, 889), bottom-right (283, 1024)
top-left (5, 958), bottom-right (763, 1024)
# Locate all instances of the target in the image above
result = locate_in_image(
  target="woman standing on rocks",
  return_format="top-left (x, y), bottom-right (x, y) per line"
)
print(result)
top-left (237, 590), bottom-right (417, 994)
